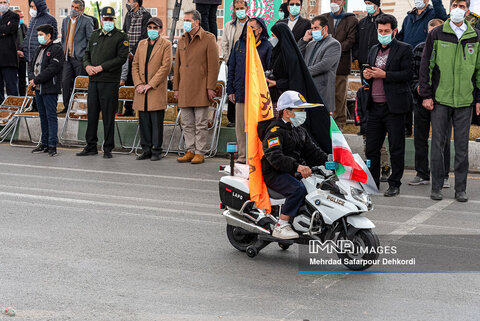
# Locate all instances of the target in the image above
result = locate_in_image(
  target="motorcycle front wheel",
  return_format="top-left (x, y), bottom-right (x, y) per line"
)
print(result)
top-left (226, 224), bottom-right (259, 252)
top-left (337, 229), bottom-right (380, 271)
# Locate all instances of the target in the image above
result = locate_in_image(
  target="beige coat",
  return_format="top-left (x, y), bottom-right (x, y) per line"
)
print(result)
top-left (132, 37), bottom-right (172, 111)
top-left (173, 27), bottom-right (219, 108)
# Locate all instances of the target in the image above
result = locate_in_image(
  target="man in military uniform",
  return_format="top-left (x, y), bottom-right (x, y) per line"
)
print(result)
top-left (261, 91), bottom-right (328, 240)
top-left (77, 6), bottom-right (129, 158)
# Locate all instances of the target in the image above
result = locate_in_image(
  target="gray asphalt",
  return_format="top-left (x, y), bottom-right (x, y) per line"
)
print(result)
top-left (0, 144), bottom-right (479, 321)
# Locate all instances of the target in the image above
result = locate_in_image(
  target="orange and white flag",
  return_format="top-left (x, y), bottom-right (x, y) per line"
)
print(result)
top-left (245, 26), bottom-right (274, 213)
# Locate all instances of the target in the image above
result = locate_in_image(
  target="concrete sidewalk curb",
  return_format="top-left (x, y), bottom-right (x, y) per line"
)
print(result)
top-left (8, 119), bottom-right (480, 173)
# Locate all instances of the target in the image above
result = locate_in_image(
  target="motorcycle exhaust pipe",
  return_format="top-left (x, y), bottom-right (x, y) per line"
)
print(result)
top-left (223, 210), bottom-right (271, 235)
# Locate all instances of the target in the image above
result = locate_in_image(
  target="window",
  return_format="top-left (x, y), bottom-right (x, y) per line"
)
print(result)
top-left (168, 9), bottom-right (172, 16)
top-left (60, 8), bottom-right (68, 17)
top-left (175, 29), bottom-right (184, 36)
top-left (146, 8), bottom-right (157, 17)
top-left (217, 9), bottom-right (224, 17)
top-left (218, 29), bottom-right (223, 37)
top-left (310, 0), bottom-right (316, 6)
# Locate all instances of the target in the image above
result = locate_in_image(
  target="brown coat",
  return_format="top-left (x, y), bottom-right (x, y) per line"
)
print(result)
top-left (173, 27), bottom-right (219, 107)
top-left (132, 37), bottom-right (172, 111)
top-left (321, 12), bottom-right (358, 76)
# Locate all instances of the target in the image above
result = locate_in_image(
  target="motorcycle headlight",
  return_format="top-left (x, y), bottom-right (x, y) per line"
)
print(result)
top-left (350, 187), bottom-right (372, 209)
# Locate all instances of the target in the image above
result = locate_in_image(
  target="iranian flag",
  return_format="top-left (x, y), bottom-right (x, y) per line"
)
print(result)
top-left (330, 117), bottom-right (368, 184)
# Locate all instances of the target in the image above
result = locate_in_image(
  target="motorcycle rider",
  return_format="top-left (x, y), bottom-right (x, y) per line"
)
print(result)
top-left (261, 90), bottom-right (328, 239)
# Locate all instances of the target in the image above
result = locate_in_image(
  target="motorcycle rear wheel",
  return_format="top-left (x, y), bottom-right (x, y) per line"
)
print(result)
top-left (337, 229), bottom-right (380, 271)
top-left (226, 224), bottom-right (259, 252)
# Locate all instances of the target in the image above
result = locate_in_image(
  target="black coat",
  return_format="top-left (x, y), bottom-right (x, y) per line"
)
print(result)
top-left (0, 10), bottom-right (20, 68)
top-left (261, 118), bottom-right (327, 179)
top-left (353, 10), bottom-right (383, 65)
top-left (366, 39), bottom-right (413, 114)
top-left (277, 15), bottom-right (311, 42)
top-left (123, 8), bottom-right (152, 54)
top-left (28, 42), bottom-right (64, 95)
top-left (270, 22), bottom-right (332, 154)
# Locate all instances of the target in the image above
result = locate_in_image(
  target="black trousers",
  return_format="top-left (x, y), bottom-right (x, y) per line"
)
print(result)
top-left (85, 81), bottom-right (119, 153)
top-left (366, 102), bottom-right (406, 188)
top-left (431, 104), bottom-right (472, 193)
top-left (124, 59), bottom-right (134, 114)
top-left (413, 101), bottom-right (450, 181)
top-left (62, 57), bottom-right (86, 109)
top-left (139, 110), bottom-right (165, 154)
top-left (17, 59), bottom-right (27, 96)
top-left (227, 100), bottom-right (235, 123)
top-left (0, 67), bottom-right (19, 103)
top-left (195, 4), bottom-right (218, 38)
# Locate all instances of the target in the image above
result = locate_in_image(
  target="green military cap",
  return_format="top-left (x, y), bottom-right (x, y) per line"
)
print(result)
top-left (101, 6), bottom-right (116, 18)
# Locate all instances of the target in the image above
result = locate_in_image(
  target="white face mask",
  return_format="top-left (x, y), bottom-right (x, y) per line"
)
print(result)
top-left (269, 37), bottom-right (279, 47)
top-left (450, 7), bottom-right (466, 23)
top-left (414, 0), bottom-right (426, 10)
top-left (0, 4), bottom-right (9, 13)
top-left (330, 3), bottom-right (340, 14)
top-left (30, 8), bottom-right (37, 18)
top-left (290, 111), bottom-right (307, 127)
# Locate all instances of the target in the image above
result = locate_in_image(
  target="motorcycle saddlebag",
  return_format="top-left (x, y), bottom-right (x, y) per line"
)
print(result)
top-left (219, 176), bottom-right (250, 211)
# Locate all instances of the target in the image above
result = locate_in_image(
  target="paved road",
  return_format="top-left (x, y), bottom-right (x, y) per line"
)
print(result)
top-left (0, 144), bottom-right (479, 320)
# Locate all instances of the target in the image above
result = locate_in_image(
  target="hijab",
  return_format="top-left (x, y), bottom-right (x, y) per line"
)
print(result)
top-left (270, 22), bottom-right (332, 153)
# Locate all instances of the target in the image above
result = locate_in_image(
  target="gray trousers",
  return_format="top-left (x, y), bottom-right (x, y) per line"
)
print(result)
top-left (180, 106), bottom-right (209, 155)
top-left (235, 102), bottom-right (246, 163)
top-left (431, 104), bottom-right (472, 192)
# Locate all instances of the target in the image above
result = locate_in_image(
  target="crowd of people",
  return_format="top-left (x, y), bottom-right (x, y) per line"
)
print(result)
top-left (0, 0), bottom-right (479, 202)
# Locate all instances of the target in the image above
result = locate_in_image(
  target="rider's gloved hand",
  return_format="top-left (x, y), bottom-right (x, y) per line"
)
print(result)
top-left (297, 165), bottom-right (312, 178)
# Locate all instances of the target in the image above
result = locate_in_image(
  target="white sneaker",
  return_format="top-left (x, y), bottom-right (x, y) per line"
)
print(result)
top-left (443, 179), bottom-right (450, 189)
top-left (272, 224), bottom-right (299, 240)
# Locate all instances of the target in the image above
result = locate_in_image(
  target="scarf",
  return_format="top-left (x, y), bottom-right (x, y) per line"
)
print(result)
top-left (128, 7), bottom-right (147, 51)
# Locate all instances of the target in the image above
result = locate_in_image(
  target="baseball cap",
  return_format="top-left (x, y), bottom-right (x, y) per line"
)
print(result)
top-left (276, 90), bottom-right (322, 111)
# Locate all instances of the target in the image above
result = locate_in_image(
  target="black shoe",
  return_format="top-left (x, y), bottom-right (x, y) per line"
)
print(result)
top-left (227, 122), bottom-right (235, 128)
top-left (380, 166), bottom-right (390, 182)
top-left (405, 129), bottom-right (413, 137)
top-left (76, 149), bottom-right (98, 156)
top-left (103, 151), bottom-right (113, 159)
top-left (136, 152), bottom-right (151, 160)
top-left (384, 186), bottom-right (400, 197)
top-left (455, 191), bottom-right (468, 202)
top-left (430, 190), bottom-right (443, 201)
top-left (48, 147), bottom-right (57, 157)
top-left (151, 153), bottom-right (161, 161)
top-left (32, 145), bottom-right (47, 153)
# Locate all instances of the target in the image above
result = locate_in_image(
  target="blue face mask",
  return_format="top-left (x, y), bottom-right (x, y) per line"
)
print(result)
top-left (38, 35), bottom-right (47, 45)
top-left (102, 21), bottom-right (114, 33)
top-left (236, 9), bottom-right (246, 20)
top-left (290, 111), bottom-right (307, 127)
top-left (289, 4), bottom-right (301, 16)
top-left (312, 29), bottom-right (323, 41)
top-left (19, 19), bottom-right (24, 25)
top-left (147, 29), bottom-right (159, 40)
top-left (278, 11), bottom-right (285, 20)
top-left (378, 33), bottom-right (393, 46)
top-left (184, 21), bottom-right (193, 33)
top-left (366, 4), bottom-right (376, 15)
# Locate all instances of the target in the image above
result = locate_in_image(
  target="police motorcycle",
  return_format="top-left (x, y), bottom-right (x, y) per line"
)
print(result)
top-left (219, 143), bottom-right (380, 271)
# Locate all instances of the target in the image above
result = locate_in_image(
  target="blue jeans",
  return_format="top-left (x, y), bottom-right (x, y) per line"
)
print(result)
top-left (264, 173), bottom-right (307, 218)
top-left (35, 91), bottom-right (58, 147)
